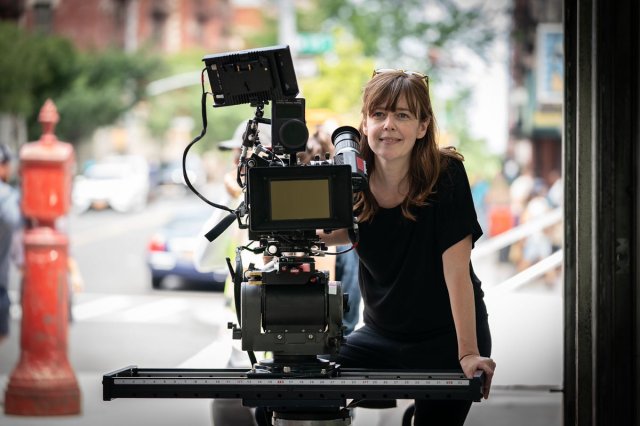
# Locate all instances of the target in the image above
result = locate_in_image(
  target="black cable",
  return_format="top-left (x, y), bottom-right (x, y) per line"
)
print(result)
top-left (181, 68), bottom-right (234, 214)
top-left (323, 243), bottom-right (358, 256)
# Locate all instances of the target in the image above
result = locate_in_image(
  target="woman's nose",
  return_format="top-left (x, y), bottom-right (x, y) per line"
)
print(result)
top-left (384, 116), bottom-right (396, 130)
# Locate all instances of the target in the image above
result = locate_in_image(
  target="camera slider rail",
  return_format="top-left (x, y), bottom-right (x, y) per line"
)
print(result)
top-left (103, 366), bottom-right (484, 404)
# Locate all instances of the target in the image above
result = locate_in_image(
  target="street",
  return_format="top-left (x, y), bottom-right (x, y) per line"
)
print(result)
top-left (0, 188), bottom-right (562, 425)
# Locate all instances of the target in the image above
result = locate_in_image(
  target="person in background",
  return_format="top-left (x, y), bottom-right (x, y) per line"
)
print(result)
top-left (518, 179), bottom-right (553, 272)
top-left (194, 121), bottom-right (271, 426)
top-left (0, 144), bottom-right (21, 345)
top-left (485, 171), bottom-right (514, 263)
top-left (320, 69), bottom-right (495, 425)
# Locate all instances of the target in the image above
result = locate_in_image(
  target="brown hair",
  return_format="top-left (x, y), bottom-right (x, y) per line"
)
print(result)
top-left (355, 71), bottom-right (463, 222)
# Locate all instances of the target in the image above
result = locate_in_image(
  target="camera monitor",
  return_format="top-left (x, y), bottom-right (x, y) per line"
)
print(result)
top-left (202, 45), bottom-right (299, 107)
top-left (248, 165), bottom-right (353, 232)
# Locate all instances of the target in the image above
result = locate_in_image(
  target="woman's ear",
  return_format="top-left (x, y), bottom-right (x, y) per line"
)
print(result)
top-left (362, 119), bottom-right (369, 136)
top-left (417, 117), bottom-right (430, 139)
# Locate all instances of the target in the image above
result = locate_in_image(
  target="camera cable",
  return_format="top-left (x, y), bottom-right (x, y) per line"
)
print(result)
top-left (182, 68), bottom-right (236, 214)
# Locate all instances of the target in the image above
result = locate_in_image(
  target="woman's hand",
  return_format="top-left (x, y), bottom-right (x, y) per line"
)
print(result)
top-left (459, 354), bottom-right (496, 399)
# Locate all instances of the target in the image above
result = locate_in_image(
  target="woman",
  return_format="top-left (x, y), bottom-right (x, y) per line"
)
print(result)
top-left (321, 69), bottom-right (495, 425)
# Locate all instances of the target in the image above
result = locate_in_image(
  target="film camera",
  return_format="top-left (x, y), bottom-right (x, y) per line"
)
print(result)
top-left (102, 46), bottom-right (484, 426)
top-left (200, 45), bottom-right (367, 376)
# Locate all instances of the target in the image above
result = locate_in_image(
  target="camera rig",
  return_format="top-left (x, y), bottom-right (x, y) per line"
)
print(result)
top-left (102, 45), bottom-right (484, 425)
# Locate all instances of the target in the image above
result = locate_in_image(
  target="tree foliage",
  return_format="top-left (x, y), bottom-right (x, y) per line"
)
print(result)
top-left (299, 30), bottom-right (374, 124)
top-left (293, 1), bottom-right (504, 177)
top-left (301, 0), bottom-right (501, 77)
top-left (54, 49), bottom-right (163, 142)
top-left (0, 22), bottom-right (77, 116)
top-left (438, 88), bottom-right (501, 180)
top-left (0, 22), bottom-right (164, 143)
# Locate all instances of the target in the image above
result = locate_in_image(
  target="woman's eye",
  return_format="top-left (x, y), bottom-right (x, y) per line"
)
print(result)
top-left (396, 112), bottom-right (411, 120)
top-left (372, 111), bottom-right (385, 118)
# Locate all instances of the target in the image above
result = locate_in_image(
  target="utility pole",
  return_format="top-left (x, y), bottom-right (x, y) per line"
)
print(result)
top-left (124, 0), bottom-right (139, 53)
top-left (278, 0), bottom-right (297, 58)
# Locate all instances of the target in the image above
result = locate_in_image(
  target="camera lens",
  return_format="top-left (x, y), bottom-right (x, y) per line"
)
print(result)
top-left (332, 126), bottom-right (361, 154)
top-left (331, 125), bottom-right (367, 192)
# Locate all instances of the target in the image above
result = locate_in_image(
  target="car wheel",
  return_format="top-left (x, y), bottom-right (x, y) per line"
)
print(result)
top-left (152, 276), bottom-right (163, 289)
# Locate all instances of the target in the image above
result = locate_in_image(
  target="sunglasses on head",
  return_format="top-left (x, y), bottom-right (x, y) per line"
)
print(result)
top-left (372, 68), bottom-right (429, 83)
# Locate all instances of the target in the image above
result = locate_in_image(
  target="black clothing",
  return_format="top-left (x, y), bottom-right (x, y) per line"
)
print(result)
top-left (355, 158), bottom-right (485, 342)
top-left (339, 158), bottom-right (491, 426)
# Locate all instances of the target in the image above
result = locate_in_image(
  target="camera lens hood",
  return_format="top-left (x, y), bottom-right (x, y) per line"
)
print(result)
top-left (332, 126), bottom-right (361, 153)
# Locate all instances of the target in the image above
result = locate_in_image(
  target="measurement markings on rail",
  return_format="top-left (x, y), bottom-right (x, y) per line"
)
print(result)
top-left (114, 378), bottom-right (470, 386)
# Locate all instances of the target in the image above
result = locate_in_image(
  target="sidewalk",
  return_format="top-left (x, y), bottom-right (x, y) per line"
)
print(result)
top-left (1, 373), bottom-right (561, 426)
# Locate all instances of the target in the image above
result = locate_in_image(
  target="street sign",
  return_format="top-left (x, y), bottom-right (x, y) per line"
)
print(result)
top-left (298, 33), bottom-right (334, 55)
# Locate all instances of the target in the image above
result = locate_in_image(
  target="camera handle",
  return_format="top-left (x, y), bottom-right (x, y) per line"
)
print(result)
top-left (204, 210), bottom-right (237, 242)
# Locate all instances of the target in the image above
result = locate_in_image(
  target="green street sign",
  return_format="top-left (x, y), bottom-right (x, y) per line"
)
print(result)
top-left (298, 33), bottom-right (334, 55)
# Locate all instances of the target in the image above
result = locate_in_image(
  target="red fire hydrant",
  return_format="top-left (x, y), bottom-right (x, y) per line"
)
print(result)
top-left (4, 99), bottom-right (81, 415)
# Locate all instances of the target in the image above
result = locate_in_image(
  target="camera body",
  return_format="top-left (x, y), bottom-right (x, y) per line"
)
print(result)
top-left (271, 98), bottom-right (308, 155)
top-left (202, 45), bottom-right (367, 371)
top-left (238, 161), bottom-right (354, 368)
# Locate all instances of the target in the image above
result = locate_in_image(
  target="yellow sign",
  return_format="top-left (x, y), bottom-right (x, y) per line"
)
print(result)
top-left (532, 111), bottom-right (562, 128)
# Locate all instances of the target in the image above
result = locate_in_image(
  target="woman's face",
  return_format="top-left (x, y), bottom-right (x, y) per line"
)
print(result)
top-left (362, 95), bottom-right (428, 166)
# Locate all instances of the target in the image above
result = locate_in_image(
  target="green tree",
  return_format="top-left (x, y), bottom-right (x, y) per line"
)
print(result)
top-left (0, 23), bottom-right (163, 144)
top-left (299, 30), bottom-right (374, 123)
top-left (317, 0), bottom-right (500, 74)
top-left (54, 48), bottom-right (163, 143)
top-left (439, 88), bottom-right (501, 180)
top-left (295, 0), bottom-right (506, 171)
top-left (0, 22), bottom-right (77, 117)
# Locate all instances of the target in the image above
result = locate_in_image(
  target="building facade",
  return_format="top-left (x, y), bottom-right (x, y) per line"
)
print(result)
top-left (11, 0), bottom-right (240, 53)
top-left (508, 0), bottom-right (563, 185)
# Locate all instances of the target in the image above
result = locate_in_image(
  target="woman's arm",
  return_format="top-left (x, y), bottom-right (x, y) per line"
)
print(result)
top-left (443, 234), bottom-right (495, 399)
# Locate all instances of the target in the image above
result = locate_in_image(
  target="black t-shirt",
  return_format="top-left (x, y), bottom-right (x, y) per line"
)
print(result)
top-left (356, 158), bottom-right (485, 341)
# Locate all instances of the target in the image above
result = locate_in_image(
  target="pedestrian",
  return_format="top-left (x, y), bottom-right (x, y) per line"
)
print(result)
top-left (320, 69), bottom-right (495, 425)
top-left (194, 121), bottom-right (272, 426)
top-left (0, 144), bottom-right (21, 345)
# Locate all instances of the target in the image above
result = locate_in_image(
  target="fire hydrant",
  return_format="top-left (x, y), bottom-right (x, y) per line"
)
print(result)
top-left (4, 99), bottom-right (81, 415)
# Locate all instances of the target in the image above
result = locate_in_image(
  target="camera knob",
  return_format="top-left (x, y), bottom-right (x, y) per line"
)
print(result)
top-left (267, 244), bottom-right (278, 255)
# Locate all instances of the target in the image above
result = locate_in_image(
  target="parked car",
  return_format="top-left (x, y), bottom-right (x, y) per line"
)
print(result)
top-left (146, 206), bottom-right (227, 290)
top-left (73, 155), bottom-right (150, 213)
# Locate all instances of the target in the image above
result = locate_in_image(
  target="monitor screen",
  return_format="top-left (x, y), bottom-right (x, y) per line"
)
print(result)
top-left (270, 179), bottom-right (331, 221)
top-left (202, 45), bottom-right (299, 107)
top-left (248, 165), bottom-right (353, 232)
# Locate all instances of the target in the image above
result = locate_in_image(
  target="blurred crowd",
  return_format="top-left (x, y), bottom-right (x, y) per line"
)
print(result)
top-left (471, 162), bottom-right (563, 287)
